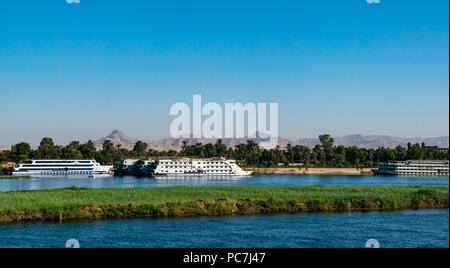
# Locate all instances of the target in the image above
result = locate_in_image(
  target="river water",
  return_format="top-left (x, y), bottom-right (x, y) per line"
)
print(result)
top-left (0, 209), bottom-right (447, 248)
top-left (0, 175), bottom-right (448, 248)
top-left (0, 174), bottom-right (448, 192)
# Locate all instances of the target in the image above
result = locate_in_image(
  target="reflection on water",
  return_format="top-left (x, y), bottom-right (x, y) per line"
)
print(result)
top-left (0, 174), bottom-right (448, 192)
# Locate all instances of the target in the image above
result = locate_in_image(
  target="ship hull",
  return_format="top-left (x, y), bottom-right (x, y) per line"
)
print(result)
top-left (12, 170), bottom-right (112, 176)
top-left (154, 172), bottom-right (253, 177)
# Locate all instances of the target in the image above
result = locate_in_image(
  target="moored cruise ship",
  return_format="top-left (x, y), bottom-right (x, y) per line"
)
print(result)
top-left (12, 160), bottom-right (113, 176)
top-left (373, 160), bottom-right (449, 176)
top-left (153, 158), bottom-right (252, 176)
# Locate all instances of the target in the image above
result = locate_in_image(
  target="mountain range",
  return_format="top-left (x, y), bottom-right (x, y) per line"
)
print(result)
top-left (93, 130), bottom-right (449, 151)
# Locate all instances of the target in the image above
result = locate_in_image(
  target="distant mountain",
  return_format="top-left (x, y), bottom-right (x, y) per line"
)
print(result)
top-left (93, 130), bottom-right (139, 149)
top-left (94, 130), bottom-right (293, 150)
top-left (296, 134), bottom-right (449, 149)
top-left (93, 131), bottom-right (449, 151)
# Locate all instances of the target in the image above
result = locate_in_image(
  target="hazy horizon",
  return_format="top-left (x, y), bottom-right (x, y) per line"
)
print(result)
top-left (1, 0), bottom-right (449, 146)
top-left (1, 129), bottom-right (449, 148)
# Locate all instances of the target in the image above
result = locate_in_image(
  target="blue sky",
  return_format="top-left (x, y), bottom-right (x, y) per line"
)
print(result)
top-left (0, 0), bottom-right (448, 146)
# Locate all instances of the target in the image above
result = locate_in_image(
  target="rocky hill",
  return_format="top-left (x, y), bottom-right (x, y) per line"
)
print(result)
top-left (93, 131), bottom-right (449, 151)
top-left (297, 134), bottom-right (449, 149)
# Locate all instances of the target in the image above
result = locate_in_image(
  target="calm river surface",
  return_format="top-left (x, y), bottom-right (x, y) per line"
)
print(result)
top-left (0, 209), bottom-right (448, 248)
top-left (0, 174), bottom-right (448, 192)
top-left (1, 175), bottom-right (448, 248)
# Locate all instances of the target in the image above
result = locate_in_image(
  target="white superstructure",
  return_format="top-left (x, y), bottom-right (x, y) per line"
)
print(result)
top-left (153, 159), bottom-right (252, 176)
top-left (374, 160), bottom-right (449, 176)
top-left (12, 160), bottom-right (113, 176)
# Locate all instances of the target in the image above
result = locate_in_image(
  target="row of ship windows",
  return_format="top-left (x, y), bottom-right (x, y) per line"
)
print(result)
top-left (40, 171), bottom-right (92, 174)
top-left (398, 172), bottom-right (448, 174)
top-left (35, 161), bottom-right (93, 164)
top-left (15, 168), bottom-right (94, 171)
top-left (162, 170), bottom-right (232, 173)
top-left (21, 165), bottom-right (94, 167)
top-left (163, 169), bottom-right (232, 172)
top-left (389, 168), bottom-right (449, 170)
top-left (386, 165), bottom-right (449, 167)
top-left (161, 166), bottom-right (228, 168)
top-left (160, 162), bottom-right (225, 165)
top-left (14, 171), bottom-right (93, 174)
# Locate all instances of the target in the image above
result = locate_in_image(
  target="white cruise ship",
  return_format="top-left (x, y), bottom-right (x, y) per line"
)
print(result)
top-left (374, 160), bottom-right (449, 176)
top-left (153, 159), bottom-right (252, 176)
top-left (12, 160), bottom-right (113, 176)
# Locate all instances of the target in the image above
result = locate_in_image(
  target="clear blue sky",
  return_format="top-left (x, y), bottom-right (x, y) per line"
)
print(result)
top-left (0, 0), bottom-right (448, 146)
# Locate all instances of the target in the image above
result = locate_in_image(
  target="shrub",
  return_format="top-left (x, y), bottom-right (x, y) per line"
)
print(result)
top-left (0, 167), bottom-right (11, 175)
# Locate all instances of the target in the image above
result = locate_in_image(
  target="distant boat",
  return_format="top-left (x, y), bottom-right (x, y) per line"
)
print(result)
top-left (12, 160), bottom-right (113, 176)
top-left (373, 160), bottom-right (449, 176)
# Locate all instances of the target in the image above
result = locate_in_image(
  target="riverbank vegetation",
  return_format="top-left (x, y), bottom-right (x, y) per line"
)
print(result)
top-left (1, 134), bottom-right (448, 169)
top-left (0, 175), bottom-right (31, 179)
top-left (0, 185), bottom-right (448, 223)
top-left (0, 165), bottom-right (12, 176)
top-left (0, 168), bottom-right (9, 176)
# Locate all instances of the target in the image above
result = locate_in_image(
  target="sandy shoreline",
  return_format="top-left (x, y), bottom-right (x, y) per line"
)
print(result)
top-left (248, 167), bottom-right (375, 176)
top-left (0, 162), bottom-right (15, 169)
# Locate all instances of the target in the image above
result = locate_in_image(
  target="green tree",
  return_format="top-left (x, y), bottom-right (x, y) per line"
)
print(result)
top-left (181, 140), bottom-right (188, 155)
top-left (334, 145), bottom-right (346, 167)
top-left (38, 137), bottom-right (59, 159)
top-left (319, 134), bottom-right (335, 163)
top-left (204, 143), bottom-right (217, 158)
top-left (215, 139), bottom-right (227, 157)
top-left (286, 143), bottom-right (294, 164)
top-left (381, 148), bottom-right (395, 162)
top-left (0, 152), bottom-right (6, 162)
top-left (346, 146), bottom-right (361, 166)
top-left (133, 141), bottom-right (148, 157)
top-left (394, 146), bottom-right (407, 161)
top-left (319, 134), bottom-right (334, 150)
top-left (79, 140), bottom-right (97, 159)
top-left (101, 140), bottom-right (117, 165)
top-left (226, 147), bottom-right (235, 159)
top-left (407, 143), bottom-right (423, 160)
top-left (11, 142), bottom-right (32, 161)
top-left (62, 141), bottom-right (83, 159)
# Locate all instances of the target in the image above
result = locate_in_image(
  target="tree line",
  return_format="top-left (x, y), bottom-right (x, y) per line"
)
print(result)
top-left (1, 134), bottom-right (448, 174)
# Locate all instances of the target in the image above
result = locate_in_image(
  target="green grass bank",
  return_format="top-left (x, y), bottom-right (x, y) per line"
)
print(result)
top-left (0, 175), bottom-right (31, 179)
top-left (0, 185), bottom-right (448, 223)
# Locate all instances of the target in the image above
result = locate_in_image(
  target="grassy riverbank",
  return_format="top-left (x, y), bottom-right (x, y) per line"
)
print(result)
top-left (0, 175), bottom-right (31, 179)
top-left (0, 185), bottom-right (448, 223)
